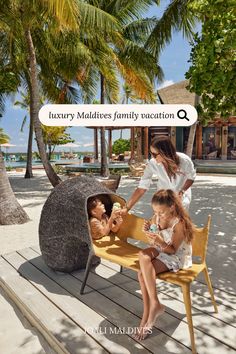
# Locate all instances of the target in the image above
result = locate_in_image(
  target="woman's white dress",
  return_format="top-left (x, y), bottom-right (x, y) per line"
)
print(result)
top-left (139, 152), bottom-right (196, 209)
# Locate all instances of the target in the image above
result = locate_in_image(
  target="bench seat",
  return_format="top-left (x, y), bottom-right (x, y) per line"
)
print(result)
top-left (94, 235), bottom-right (206, 285)
top-left (93, 235), bottom-right (141, 271)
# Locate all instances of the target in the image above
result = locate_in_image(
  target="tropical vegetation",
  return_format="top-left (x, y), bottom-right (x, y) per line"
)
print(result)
top-left (0, 0), bottom-right (199, 224)
top-left (42, 126), bottom-right (74, 161)
top-left (112, 139), bottom-right (131, 155)
top-left (186, 0), bottom-right (236, 123)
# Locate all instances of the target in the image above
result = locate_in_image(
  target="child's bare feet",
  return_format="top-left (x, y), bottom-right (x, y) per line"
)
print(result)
top-left (146, 303), bottom-right (165, 329)
top-left (133, 325), bottom-right (153, 341)
top-left (132, 316), bottom-right (148, 340)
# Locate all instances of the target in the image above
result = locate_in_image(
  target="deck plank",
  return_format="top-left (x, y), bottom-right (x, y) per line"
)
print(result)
top-left (18, 247), bottom-right (191, 354)
top-left (31, 246), bottom-right (236, 353)
top-left (0, 256), bottom-right (106, 354)
top-left (101, 258), bottom-right (236, 312)
top-left (77, 264), bottom-right (236, 353)
top-left (94, 261), bottom-right (236, 351)
top-left (100, 261), bottom-right (236, 329)
top-left (3, 251), bottom-right (146, 354)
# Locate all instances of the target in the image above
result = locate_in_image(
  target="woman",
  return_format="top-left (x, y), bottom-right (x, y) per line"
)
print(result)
top-left (124, 135), bottom-right (196, 212)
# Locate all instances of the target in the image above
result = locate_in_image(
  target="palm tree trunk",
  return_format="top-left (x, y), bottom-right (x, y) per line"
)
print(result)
top-left (186, 95), bottom-right (199, 157)
top-left (186, 122), bottom-right (197, 157)
top-left (48, 144), bottom-right (52, 161)
top-left (25, 100), bottom-right (34, 178)
top-left (100, 74), bottom-right (109, 177)
top-left (23, 75), bottom-right (34, 179)
top-left (0, 153), bottom-right (29, 224)
top-left (25, 28), bottom-right (61, 187)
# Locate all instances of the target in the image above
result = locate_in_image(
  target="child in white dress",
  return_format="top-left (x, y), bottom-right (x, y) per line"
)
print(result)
top-left (134, 189), bottom-right (194, 340)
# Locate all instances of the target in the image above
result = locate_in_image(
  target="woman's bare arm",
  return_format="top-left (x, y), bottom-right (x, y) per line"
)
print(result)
top-left (126, 188), bottom-right (147, 210)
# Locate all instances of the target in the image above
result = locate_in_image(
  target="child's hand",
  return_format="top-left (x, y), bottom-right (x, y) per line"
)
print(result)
top-left (115, 216), bottom-right (123, 226)
top-left (145, 231), bottom-right (156, 245)
top-left (146, 231), bottom-right (163, 246)
top-left (111, 209), bottom-right (121, 220)
top-left (143, 220), bottom-right (151, 232)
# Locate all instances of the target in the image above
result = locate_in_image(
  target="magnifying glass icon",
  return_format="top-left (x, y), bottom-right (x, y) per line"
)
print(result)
top-left (177, 109), bottom-right (189, 121)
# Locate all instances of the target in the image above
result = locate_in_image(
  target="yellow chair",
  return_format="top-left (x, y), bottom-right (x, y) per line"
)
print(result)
top-left (157, 215), bottom-right (218, 353)
top-left (81, 205), bottom-right (217, 354)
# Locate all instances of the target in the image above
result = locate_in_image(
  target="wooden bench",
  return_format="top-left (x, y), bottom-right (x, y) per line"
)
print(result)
top-left (81, 209), bottom-right (217, 354)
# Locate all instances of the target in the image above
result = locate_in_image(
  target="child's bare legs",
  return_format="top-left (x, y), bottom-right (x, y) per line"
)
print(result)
top-left (134, 248), bottom-right (158, 339)
top-left (136, 249), bottom-right (168, 340)
top-left (138, 270), bottom-right (150, 326)
top-left (145, 258), bottom-right (168, 329)
top-left (133, 270), bottom-right (149, 339)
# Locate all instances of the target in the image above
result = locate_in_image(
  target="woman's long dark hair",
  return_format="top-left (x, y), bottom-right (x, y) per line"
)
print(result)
top-left (152, 189), bottom-right (194, 243)
top-left (151, 136), bottom-right (180, 179)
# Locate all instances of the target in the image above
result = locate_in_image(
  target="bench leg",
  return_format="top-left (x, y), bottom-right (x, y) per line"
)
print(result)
top-left (203, 267), bottom-right (218, 313)
top-left (120, 266), bottom-right (123, 273)
top-left (182, 284), bottom-right (197, 354)
top-left (80, 250), bottom-right (95, 295)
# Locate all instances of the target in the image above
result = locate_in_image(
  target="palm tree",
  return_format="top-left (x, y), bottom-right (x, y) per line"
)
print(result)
top-left (14, 90), bottom-right (34, 179)
top-left (0, 0), bottom-right (119, 186)
top-left (100, 74), bottom-right (109, 176)
top-left (84, 1), bottom-right (163, 176)
top-left (0, 128), bottom-right (29, 224)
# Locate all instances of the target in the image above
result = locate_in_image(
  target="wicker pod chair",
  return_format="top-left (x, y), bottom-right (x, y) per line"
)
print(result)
top-left (39, 175), bottom-right (125, 272)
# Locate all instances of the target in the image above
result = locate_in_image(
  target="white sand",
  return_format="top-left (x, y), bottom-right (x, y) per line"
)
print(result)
top-left (0, 170), bottom-right (52, 255)
top-left (0, 170), bottom-right (236, 354)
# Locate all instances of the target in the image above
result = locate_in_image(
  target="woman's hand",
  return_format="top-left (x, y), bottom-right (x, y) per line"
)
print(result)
top-left (120, 207), bottom-right (128, 216)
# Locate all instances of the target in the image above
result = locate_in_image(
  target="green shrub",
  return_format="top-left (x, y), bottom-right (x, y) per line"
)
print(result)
top-left (53, 165), bottom-right (66, 175)
top-left (112, 139), bottom-right (131, 154)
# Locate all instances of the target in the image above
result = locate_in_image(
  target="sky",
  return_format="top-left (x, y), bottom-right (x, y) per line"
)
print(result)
top-left (0, 1), bottom-right (197, 153)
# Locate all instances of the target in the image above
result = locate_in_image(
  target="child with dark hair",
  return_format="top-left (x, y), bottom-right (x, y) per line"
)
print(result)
top-left (87, 197), bottom-right (123, 240)
top-left (134, 189), bottom-right (194, 340)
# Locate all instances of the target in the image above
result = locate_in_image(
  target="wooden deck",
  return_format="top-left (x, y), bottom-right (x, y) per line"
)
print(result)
top-left (0, 246), bottom-right (235, 354)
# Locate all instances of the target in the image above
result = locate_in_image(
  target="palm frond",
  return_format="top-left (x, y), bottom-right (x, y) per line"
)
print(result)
top-left (145, 0), bottom-right (197, 57)
top-left (79, 2), bottom-right (120, 33)
top-left (0, 127), bottom-right (10, 144)
top-left (123, 17), bottom-right (157, 44)
top-left (38, 0), bottom-right (80, 29)
top-left (116, 40), bottom-right (164, 82)
top-left (0, 94), bottom-right (6, 116)
top-left (20, 115), bottom-right (28, 132)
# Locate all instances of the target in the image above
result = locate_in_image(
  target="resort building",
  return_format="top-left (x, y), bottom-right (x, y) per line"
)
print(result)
top-left (92, 80), bottom-right (236, 161)
top-left (157, 80), bottom-right (236, 161)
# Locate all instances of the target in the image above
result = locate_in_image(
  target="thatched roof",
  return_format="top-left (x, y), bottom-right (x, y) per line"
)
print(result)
top-left (157, 80), bottom-right (197, 106)
top-left (39, 176), bottom-right (125, 272)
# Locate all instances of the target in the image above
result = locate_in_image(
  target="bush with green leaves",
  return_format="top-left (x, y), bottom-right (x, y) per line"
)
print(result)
top-left (186, 0), bottom-right (236, 123)
top-left (112, 139), bottom-right (131, 155)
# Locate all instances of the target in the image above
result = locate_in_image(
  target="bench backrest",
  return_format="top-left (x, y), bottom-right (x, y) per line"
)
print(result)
top-left (116, 213), bottom-right (149, 242)
top-left (192, 215), bottom-right (211, 263)
top-left (117, 213), bottom-right (211, 264)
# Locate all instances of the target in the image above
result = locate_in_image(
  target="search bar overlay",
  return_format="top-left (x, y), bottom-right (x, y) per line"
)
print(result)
top-left (39, 104), bottom-right (197, 127)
